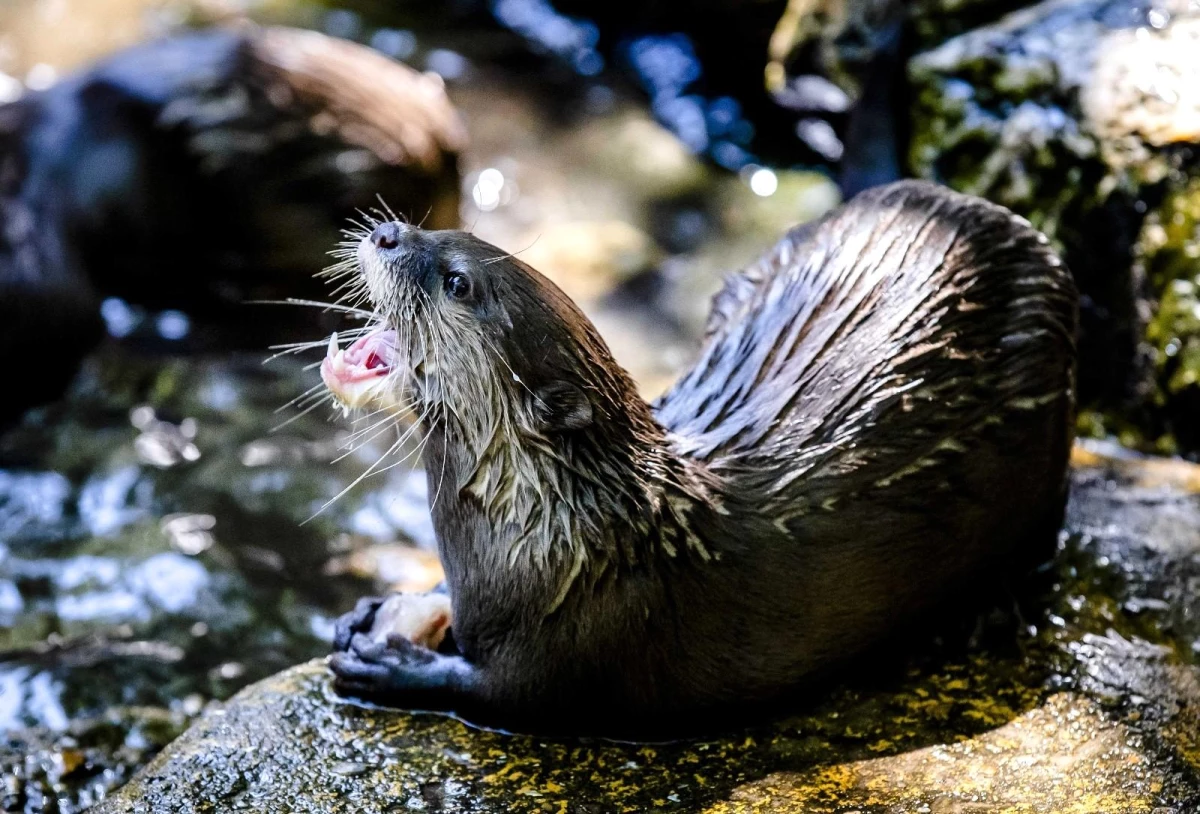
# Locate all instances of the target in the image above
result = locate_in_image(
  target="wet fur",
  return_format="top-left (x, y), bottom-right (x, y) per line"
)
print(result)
top-left (330, 181), bottom-right (1078, 736)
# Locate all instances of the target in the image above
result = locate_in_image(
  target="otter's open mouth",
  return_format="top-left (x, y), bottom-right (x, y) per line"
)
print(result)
top-left (321, 327), bottom-right (400, 410)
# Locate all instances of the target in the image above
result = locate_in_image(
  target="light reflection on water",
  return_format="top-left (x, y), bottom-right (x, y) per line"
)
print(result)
top-left (6, 551), bottom-right (208, 622)
top-left (0, 667), bottom-right (68, 732)
top-left (0, 471), bottom-right (70, 539)
top-left (622, 32), bottom-right (758, 169)
top-left (492, 0), bottom-right (602, 74)
top-left (348, 469), bottom-right (436, 550)
top-left (127, 552), bottom-right (211, 614)
top-left (78, 466), bottom-right (148, 537)
top-left (0, 579), bottom-right (23, 615)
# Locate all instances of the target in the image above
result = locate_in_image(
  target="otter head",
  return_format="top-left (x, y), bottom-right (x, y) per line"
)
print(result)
top-left (322, 221), bottom-right (661, 460)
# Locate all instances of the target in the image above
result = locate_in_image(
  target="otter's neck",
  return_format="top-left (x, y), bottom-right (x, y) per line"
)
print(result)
top-left (424, 394), bottom-right (720, 611)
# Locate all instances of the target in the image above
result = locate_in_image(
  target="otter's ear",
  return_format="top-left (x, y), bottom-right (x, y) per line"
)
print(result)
top-left (533, 382), bottom-right (593, 433)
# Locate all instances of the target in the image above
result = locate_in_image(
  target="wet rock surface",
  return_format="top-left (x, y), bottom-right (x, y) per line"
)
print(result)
top-left (88, 447), bottom-right (1200, 813)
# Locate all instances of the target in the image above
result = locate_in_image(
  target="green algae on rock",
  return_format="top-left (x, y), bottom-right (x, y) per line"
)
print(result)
top-left (1135, 179), bottom-right (1200, 452)
top-left (908, 0), bottom-right (1200, 453)
top-left (91, 452), bottom-right (1200, 813)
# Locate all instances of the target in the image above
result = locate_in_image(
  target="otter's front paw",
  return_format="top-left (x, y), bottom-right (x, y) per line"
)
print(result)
top-left (333, 595), bottom-right (386, 652)
top-left (330, 633), bottom-right (473, 706)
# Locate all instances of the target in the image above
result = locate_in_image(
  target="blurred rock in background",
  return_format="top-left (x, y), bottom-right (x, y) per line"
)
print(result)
top-left (0, 22), bottom-right (464, 423)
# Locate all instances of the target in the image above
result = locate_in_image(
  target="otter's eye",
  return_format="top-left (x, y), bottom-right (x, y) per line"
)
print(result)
top-left (443, 272), bottom-right (471, 300)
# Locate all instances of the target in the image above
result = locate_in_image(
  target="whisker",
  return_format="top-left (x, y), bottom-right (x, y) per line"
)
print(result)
top-left (268, 328), bottom-right (371, 352)
top-left (376, 194), bottom-right (401, 223)
top-left (274, 382), bottom-right (328, 414)
top-left (303, 400), bottom-right (437, 524)
top-left (371, 425), bottom-right (435, 475)
top-left (338, 408), bottom-right (414, 451)
top-left (349, 401), bottom-right (414, 427)
top-left (345, 215), bottom-right (375, 236)
top-left (249, 298), bottom-right (380, 319)
top-left (271, 392), bottom-right (333, 433)
top-left (483, 234), bottom-right (542, 265)
top-left (429, 319), bottom-right (451, 513)
top-left (354, 208), bottom-right (383, 230)
top-left (302, 436), bottom-right (406, 525)
top-left (332, 417), bottom-right (408, 464)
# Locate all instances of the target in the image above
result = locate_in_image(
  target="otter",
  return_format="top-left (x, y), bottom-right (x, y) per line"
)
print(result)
top-left (322, 180), bottom-right (1077, 737)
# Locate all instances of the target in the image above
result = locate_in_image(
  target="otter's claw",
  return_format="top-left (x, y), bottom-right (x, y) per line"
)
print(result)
top-left (331, 633), bottom-right (475, 707)
top-left (333, 596), bottom-right (385, 652)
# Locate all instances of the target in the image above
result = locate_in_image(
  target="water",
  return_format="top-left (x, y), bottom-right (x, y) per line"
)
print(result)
top-left (0, 348), bottom-right (423, 728)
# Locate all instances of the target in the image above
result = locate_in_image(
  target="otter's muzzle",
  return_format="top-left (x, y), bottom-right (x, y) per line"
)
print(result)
top-left (360, 221), bottom-right (439, 296)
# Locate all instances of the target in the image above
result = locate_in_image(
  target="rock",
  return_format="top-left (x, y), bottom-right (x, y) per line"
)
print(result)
top-left (763, 0), bottom-right (1041, 191)
top-left (765, 0), bottom-right (1034, 96)
top-left (577, 111), bottom-right (710, 201)
top-left (1082, 14), bottom-right (1200, 181)
top-left (908, 0), bottom-right (1044, 44)
top-left (515, 220), bottom-right (662, 303)
top-left (499, 0), bottom-right (795, 169)
top-left (909, 1), bottom-right (1113, 203)
top-left (908, 0), bottom-right (1200, 451)
top-left (2, 707), bottom-right (191, 814)
top-left (91, 449), bottom-right (1200, 813)
top-left (716, 692), bottom-right (1187, 813)
top-left (766, 0), bottom-right (903, 104)
top-left (0, 25), bottom-right (466, 421)
top-left (766, 0), bottom-right (907, 188)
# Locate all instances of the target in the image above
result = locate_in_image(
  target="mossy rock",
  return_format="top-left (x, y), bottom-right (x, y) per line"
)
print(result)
top-left (907, 0), bottom-right (1200, 451)
top-left (1136, 178), bottom-right (1200, 452)
top-left (94, 454), bottom-right (1200, 813)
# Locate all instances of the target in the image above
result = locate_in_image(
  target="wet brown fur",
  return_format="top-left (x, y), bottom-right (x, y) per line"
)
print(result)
top-left (329, 180), bottom-right (1078, 736)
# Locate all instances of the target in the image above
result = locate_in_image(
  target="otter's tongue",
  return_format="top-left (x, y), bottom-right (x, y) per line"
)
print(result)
top-left (321, 328), bottom-right (399, 411)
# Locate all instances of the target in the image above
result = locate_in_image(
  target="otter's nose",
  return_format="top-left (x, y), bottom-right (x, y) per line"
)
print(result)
top-left (370, 222), bottom-right (410, 250)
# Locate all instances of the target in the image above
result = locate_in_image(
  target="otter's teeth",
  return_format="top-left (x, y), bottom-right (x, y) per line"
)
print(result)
top-left (320, 327), bottom-right (404, 415)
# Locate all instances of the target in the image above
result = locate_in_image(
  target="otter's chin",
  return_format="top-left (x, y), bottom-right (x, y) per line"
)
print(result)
top-left (321, 327), bottom-right (405, 412)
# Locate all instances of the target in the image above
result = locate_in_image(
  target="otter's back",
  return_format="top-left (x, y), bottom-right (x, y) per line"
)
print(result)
top-left (655, 181), bottom-right (1077, 529)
